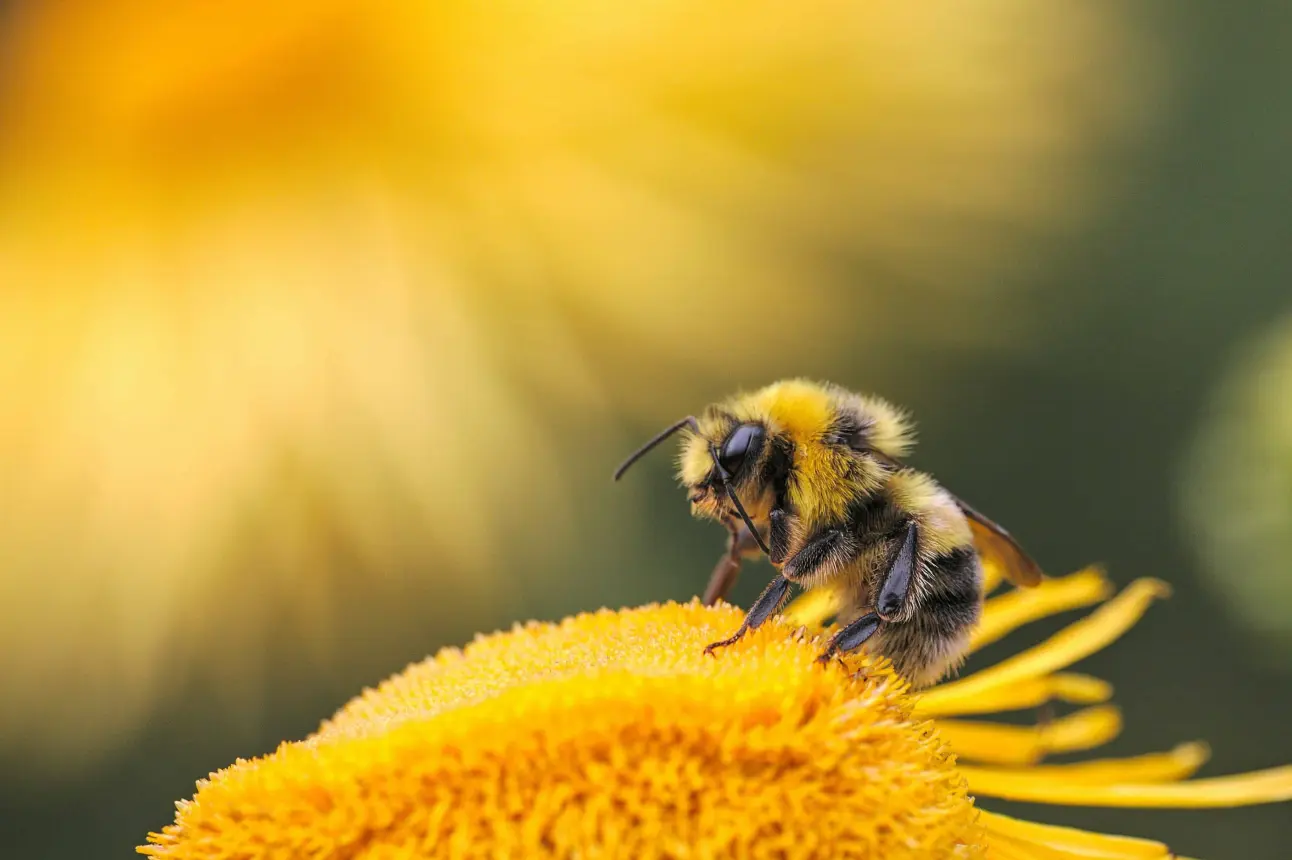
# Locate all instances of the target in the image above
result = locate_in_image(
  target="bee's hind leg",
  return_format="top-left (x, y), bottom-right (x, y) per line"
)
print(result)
top-left (817, 523), bottom-right (919, 665)
top-left (704, 574), bottom-right (791, 656)
top-left (816, 612), bottom-right (882, 665)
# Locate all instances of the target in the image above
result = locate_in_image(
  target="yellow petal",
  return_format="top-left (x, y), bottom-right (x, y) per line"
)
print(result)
top-left (780, 579), bottom-right (845, 629)
top-left (981, 810), bottom-right (1171, 859)
top-left (917, 673), bottom-right (1112, 718)
top-left (927, 579), bottom-right (1170, 712)
top-left (938, 706), bottom-right (1121, 765)
top-left (971, 567), bottom-right (1113, 653)
top-left (986, 835), bottom-right (1075, 860)
top-left (981, 560), bottom-right (1004, 596)
top-left (964, 763), bottom-right (1292, 807)
top-left (988, 833), bottom-right (1163, 860)
top-left (995, 742), bottom-right (1211, 785)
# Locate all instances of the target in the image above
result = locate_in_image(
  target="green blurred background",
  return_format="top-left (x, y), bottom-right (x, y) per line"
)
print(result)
top-left (1, 1), bottom-right (1290, 857)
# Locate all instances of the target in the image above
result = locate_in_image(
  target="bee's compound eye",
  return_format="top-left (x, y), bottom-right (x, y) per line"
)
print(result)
top-left (718, 423), bottom-right (763, 477)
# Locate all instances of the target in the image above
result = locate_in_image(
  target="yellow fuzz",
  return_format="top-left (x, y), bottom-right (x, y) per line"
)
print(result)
top-left (743, 379), bottom-right (840, 443)
top-left (678, 379), bottom-right (916, 526)
top-left (142, 603), bottom-right (982, 860)
top-left (886, 470), bottom-right (973, 555)
top-left (676, 433), bottom-right (715, 490)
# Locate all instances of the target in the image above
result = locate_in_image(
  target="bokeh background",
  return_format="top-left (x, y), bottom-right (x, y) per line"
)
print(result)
top-left (1, 1), bottom-right (1290, 857)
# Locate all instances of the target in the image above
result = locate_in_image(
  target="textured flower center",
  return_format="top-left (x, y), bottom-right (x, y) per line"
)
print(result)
top-left (144, 603), bottom-right (982, 859)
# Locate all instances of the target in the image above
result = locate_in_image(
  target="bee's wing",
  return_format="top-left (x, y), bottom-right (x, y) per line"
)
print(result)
top-left (865, 448), bottom-right (1042, 588)
top-left (952, 497), bottom-right (1043, 588)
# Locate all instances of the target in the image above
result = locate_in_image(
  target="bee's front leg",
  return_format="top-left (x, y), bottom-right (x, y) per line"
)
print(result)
top-left (702, 519), bottom-right (765, 606)
top-left (703, 574), bottom-right (791, 655)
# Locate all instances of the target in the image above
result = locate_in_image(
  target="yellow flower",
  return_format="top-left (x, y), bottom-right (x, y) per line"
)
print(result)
top-left (141, 567), bottom-right (1291, 859)
top-left (0, 0), bottom-right (1161, 769)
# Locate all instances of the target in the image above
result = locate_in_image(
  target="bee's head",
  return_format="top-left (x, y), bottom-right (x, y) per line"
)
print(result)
top-left (683, 420), bottom-right (765, 506)
top-left (614, 411), bottom-right (773, 555)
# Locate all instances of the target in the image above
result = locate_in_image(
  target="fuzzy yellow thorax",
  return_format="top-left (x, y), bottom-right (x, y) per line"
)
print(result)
top-left (678, 379), bottom-right (916, 527)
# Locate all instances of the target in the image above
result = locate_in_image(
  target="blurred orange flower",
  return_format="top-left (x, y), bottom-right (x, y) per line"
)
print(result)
top-left (0, 0), bottom-right (1160, 767)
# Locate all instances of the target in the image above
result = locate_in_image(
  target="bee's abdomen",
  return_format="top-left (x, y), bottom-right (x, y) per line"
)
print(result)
top-left (874, 547), bottom-right (983, 687)
top-left (914, 546), bottom-right (983, 635)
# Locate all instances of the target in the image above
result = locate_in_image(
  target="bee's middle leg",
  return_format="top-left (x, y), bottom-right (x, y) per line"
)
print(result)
top-left (703, 574), bottom-right (791, 655)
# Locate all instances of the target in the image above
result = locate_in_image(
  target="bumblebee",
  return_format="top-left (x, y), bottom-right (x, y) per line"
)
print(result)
top-left (614, 379), bottom-right (1042, 687)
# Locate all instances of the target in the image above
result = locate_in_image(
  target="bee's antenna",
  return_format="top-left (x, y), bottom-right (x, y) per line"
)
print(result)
top-left (713, 446), bottom-right (772, 556)
top-left (613, 416), bottom-right (701, 481)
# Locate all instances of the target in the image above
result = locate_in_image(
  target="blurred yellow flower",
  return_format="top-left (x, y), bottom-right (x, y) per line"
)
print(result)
top-left (0, 0), bottom-right (1161, 766)
top-left (142, 570), bottom-right (1292, 859)
top-left (1183, 314), bottom-right (1292, 657)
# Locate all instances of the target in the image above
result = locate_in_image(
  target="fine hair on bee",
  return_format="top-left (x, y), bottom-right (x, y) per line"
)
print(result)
top-left (614, 378), bottom-right (1043, 687)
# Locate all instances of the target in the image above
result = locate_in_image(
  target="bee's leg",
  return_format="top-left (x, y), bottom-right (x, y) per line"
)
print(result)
top-left (817, 523), bottom-right (919, 664)
top-left (781, 526), bottom-right (850, 581)
top-left (703, 574), bottom-right (792, 655)
top-left (816, 612), bottom-right (881, 665)
top-left (876, 522), bottom-right (919, 621)
top-left (702, 520), bottom-right (763, 606)
top-left (702, 554), bottom-right (741, 608)
top-left (768, 508), bottom-right (792, 565)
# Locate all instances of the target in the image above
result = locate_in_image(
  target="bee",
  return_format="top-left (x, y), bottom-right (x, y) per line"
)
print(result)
top-left (613, 379), bottom-right (1042, 687)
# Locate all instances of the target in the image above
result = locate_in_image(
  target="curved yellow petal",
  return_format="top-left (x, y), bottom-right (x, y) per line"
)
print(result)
top-left (939, 706), bottom-right (1121, 765)
top-left (981, 561), bottom-right (1004, 596)
top-left (928, 579), bottom-right (1170, 712)
top-left (916, 672), bottom-right (1112, 718)
top-left (985, 835), bottom-right (1074, 860)
top-left (981, 810), bottom-right (1171, 859)
top-left (971, 567), bottom-right (1113, 653)
top-left (993, 742), bottom-right (1211, 785)
top-left (964, 763), bottom-right (1292, 807)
